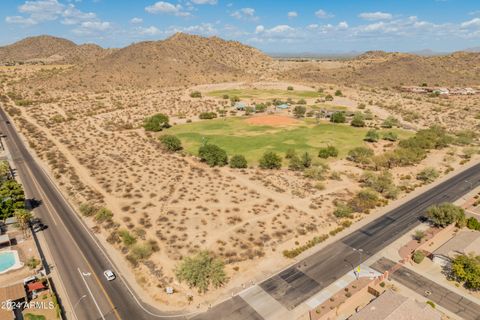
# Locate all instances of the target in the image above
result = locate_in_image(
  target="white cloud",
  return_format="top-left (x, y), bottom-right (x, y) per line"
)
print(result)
top-left (287, 11), bottom-right (298, 18)
top-left (190, 0), bottom-right (217, 4)
top-left (5, 0), bottom-right (110, 33)
top-left (315, 9), bottom-right (333, 19)
top-left (166, 23), bottom-right (218, 36)
top-left (5, 15), bottom-right (37, 25)
top-left (231, 8), bottom-right (258, 21)
top-left (145, 1), bottom-right (190, 17)
top-left (137, 26), bottom-right (162, 35)
top-left (73, 20), bottom-right (111, 35)
top-left (359, 12), bottom-right (393, 21)
top-left (255, 25), bottom-right (265, 33)
top-left (62, 4), bottom-right (96, 25)
top-left (461, 18), bottom-right (480, 28)
top-left (19, 0), bottom-right (64, 22)
top-left (338, 21), bottom-right (349, 29)
top-left (130, 17), bottom-right (143, 24)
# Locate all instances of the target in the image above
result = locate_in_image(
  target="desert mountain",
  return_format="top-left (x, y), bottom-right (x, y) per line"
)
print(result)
top-left (53, 33), bottom-right (273, 89)
top-left (0, 35), bottom-right (112, 64)
top-left (282, 50), bottom-right (480, 87)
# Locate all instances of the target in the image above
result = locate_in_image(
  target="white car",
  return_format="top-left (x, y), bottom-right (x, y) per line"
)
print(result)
top-left (103, 270), bottom-right (116, 281)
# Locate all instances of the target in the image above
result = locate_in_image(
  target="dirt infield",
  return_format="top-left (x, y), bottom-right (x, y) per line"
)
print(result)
top-left (245, 115), bottom-right (300, 126)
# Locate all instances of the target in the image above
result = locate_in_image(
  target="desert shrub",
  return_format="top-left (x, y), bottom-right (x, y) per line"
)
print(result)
top-left (360, 171), bottom-right (398, 199)
top-left (159, 135), bottom-right (182, 152)
top-left (229, 155), bottom-right (248, 169)
top-left (303, 163), bottom-right (329, 180)
top-left (413, 230), bottom-right (426, 242)
top-left (143, 113), bottom-right (170, 132)
top-left (350, 112), bottom-right (365, 127)
top-left (349, 189), bottom-right (380, 212)
top-left (79, 203), bottom-right (97, 217)
top-left (293, 105), bottom-right (306, 118)
top-left (175, 251), bottom-right (227, 293)
top-left (129, 243), bottom-right (153, 260)
top-left (190, 91), bottom-right (202, 98)
top-left (333, 203), bottom-right (353, 218)
top-left (289, 152), bottom-right (312, 171)
top-left (198, 144), bottom-right (228, 167)
top-left (347, 147), bottom-right (374, 164)
top-left (335, 90), bottom-right (343, 96)
top-left (399, 125), bottom-right (452, 150)
top-left (222, 94), bottom-right (229, 99)
top-left (318, 146), bottom-right (338, 159)
top-left (412, 251), bottom-right (425, 264)
top-left (381, 116), bottom-right (400, 128)
top-left (287, 86), bottom-right (294, 90)
top-left (330, 111), bottom-right (346, 123)
top-left (382, 131), bottom-right (398, 141)
top-left (94, 207), bottom-right (113, 223)
top-left (467, 217), bottom-right (480, 230)
top-left (426, 203), bottom-right (465, 228)
top-left (426, 301), bottom-right (436, 308)
top-left (285, 148), bottom-right (296, 159)
top-left (364, 129), bottom-right (380, 142)
top-left (282, 234), bottom-right (329, 258)
top-left (325, 94), bottom-right (334, 101)
top-left (255, 103), bottom-right (267, 113)
top-left (26, 257), bottom-right (40, 269)
top-left (358, 103), bottom-right (366, 109)
top-left (416, 167), bottom-right (439, 183)
top-left (259, 151), bottom-right (282, 169)
top-left (119, 229), bottom-right (137, 247)
top-left (454, 130), bottom-right (476, 146)
top-left (199, 112), bottom-right (217, 120)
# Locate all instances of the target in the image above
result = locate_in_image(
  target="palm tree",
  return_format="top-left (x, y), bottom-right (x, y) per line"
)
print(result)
top-left (14, 209), bottom-right (32, 237)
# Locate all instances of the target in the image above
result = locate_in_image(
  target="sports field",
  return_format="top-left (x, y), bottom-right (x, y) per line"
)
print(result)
top-left (206, 88), bottom-right (322, 99)
top-left (166, 115), bottom-right (412, 165)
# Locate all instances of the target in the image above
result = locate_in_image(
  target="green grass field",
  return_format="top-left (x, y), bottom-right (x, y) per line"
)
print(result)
top-left (165, 117), bottom-right (413, 165)
top-left (206, 88), bottom-right (322, 100)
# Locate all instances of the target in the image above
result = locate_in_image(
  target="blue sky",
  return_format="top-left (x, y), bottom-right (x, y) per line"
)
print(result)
top-left (1, 0), bottom-right (480, 53)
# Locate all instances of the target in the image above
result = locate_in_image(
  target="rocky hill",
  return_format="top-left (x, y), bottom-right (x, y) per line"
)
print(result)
top-left (50, 33), bottom-right (273, 89)
top-left (282, 50), bottom-right (480, 87)
top-left (0, 35), bottom-right (111, 65)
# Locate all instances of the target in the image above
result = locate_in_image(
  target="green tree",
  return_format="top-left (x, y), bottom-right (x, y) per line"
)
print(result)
top-left (426, 203), bottom-right (465, 228)
top-left (229, 155), bottom-right (248, 169)
top-left (0, 180), bottom-right (25, 219)
top-left (293, 105), bottom-right (306, 118)
top-left (350, 112), bottom-right (365, 127)
top-left (360, 171), bottom-right (398, 199)
top-left (159, 135), bottom-right (182, 152)
top-left (0, 161), bottom-right (10, 182)
top-left (364, 129), bottom-right (380, 142)
top-left (318, 146), bottom-right (339, 159)
top-left (198, 144), bottom-right (228, 167)
top-left (416, 167), bottom-right (439, 183)
top-left (14, 208), bottom-right (32, 235)
top-left (451, 253), bottom-right (480, 290)
top-left (259, 151), bottom-right (282, 169)
top-left (175, 251), bottom-right (228, 293)
top-left (347, 147), bottom-right (374, 164)
top-left (143, 113), bottom-right (170, 132)
top-left (330, 111), bottom-right (346, 123)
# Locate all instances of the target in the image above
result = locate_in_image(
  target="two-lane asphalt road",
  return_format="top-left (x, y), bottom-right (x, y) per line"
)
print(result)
top-left (0, 107), bottom-right (169, 320)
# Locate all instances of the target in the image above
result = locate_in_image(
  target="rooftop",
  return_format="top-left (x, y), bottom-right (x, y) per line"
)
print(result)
top-left (349, 290), bottom-right (441, 320)
top-left (0, 283), bottom-right (26, 302)
top-left (433, 229), bottom-right (480, 258)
